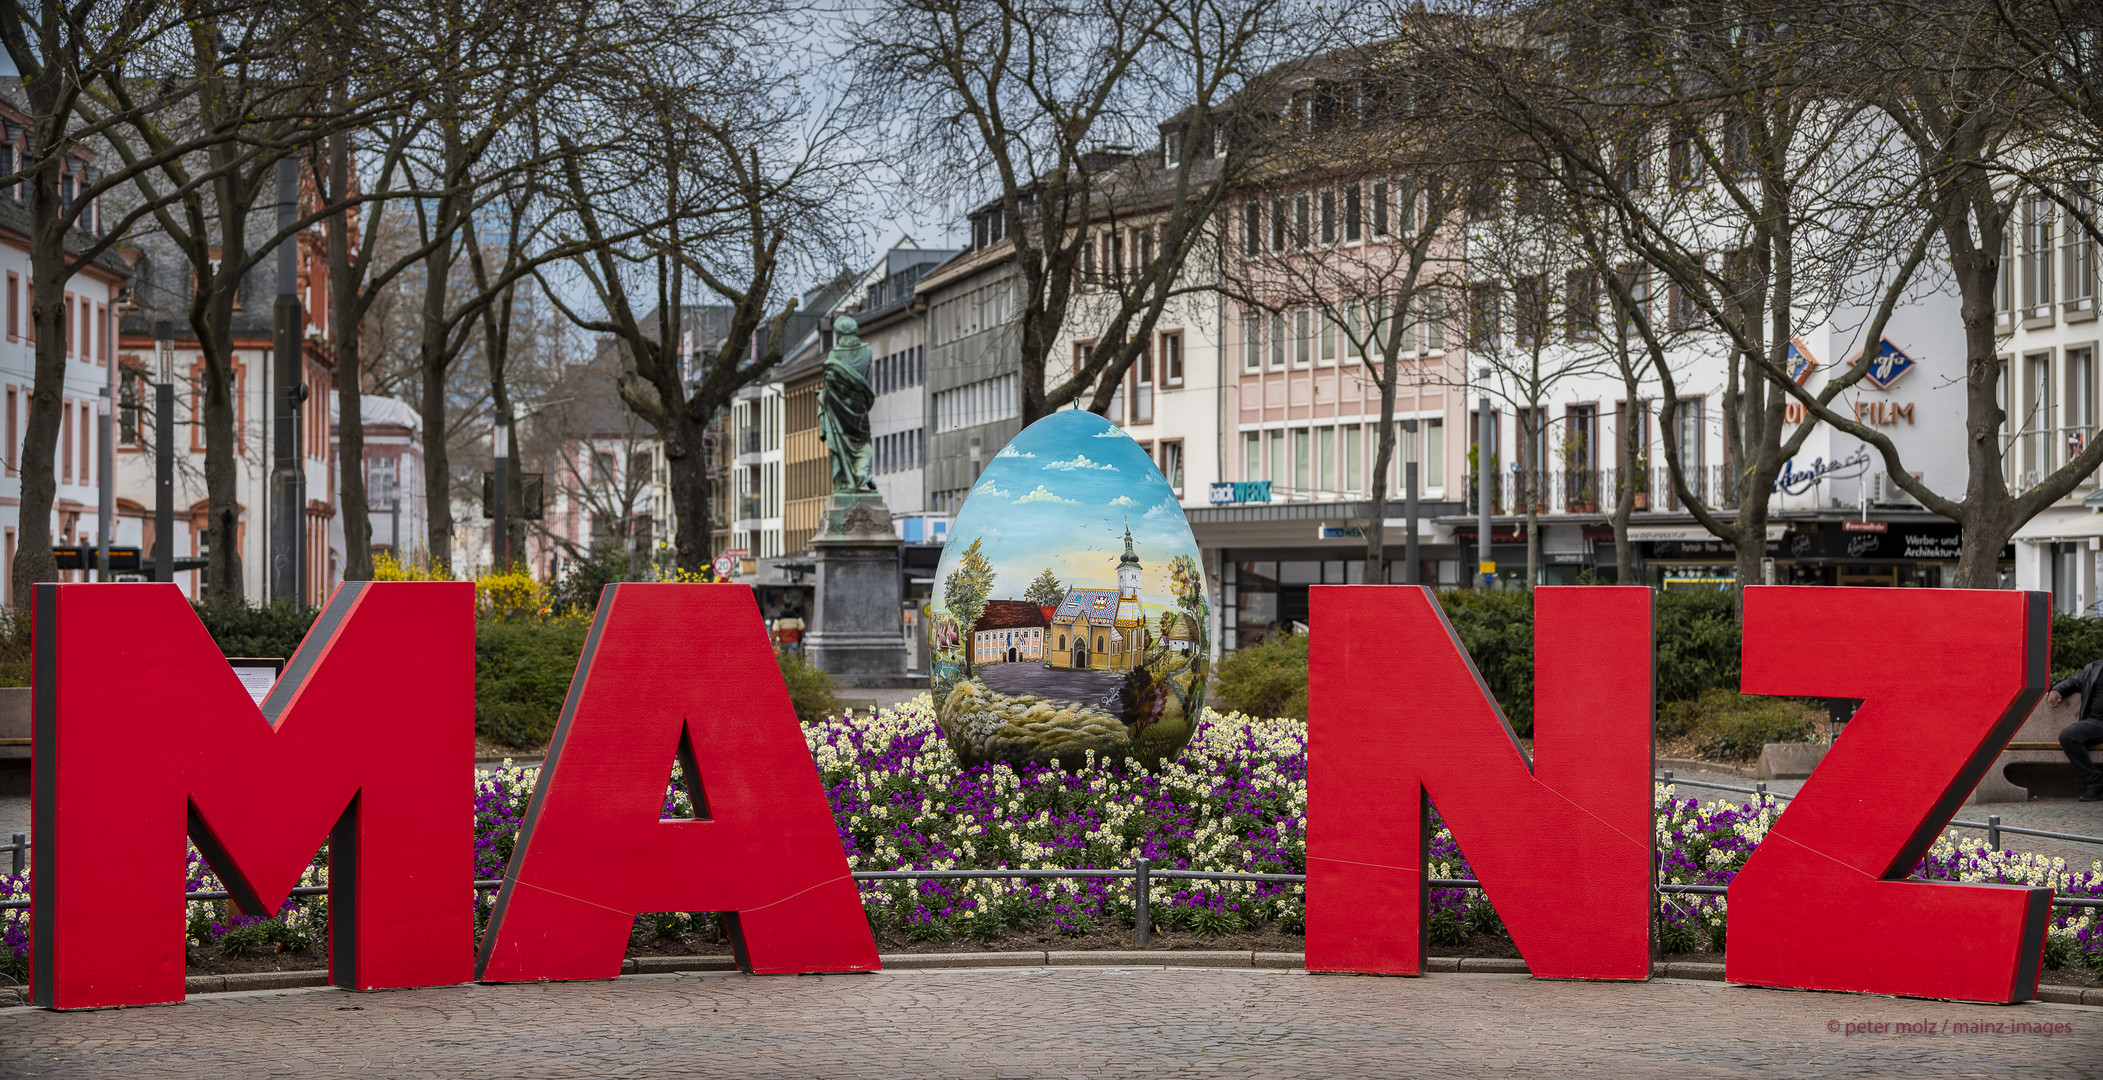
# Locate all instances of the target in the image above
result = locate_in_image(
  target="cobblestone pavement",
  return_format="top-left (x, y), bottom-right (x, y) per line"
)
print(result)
top-left (1, 968), bottom-right (2095, 1079)
top-left (1662, 768), bottom-right (2103, 868)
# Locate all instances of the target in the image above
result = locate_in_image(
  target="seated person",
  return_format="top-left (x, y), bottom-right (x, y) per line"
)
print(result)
top-left (2042, 662), bottom-right (2103, 802)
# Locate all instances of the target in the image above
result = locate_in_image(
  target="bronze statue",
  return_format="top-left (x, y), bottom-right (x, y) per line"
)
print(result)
top-left (819, 314), bottom-right (876, 493)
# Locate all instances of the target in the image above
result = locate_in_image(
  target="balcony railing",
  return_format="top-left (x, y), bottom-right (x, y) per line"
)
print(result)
top-left (739, 495), bottom-right (762, 520)
top-left (740, 429), bottom-right (761, 454)
top-left (1467, 466), bottom-right (1740, 516)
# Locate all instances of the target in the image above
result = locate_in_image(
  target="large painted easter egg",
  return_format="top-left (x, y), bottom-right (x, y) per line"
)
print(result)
top-left (927, 409), bottom-right (1210, 769)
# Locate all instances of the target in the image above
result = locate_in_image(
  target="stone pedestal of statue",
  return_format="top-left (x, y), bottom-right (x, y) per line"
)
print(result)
top-left (804, 492), bottom-right (908, 677)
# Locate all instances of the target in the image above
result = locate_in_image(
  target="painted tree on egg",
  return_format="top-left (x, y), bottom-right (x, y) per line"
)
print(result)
top-left (943, 537), bottom-right (995, 675)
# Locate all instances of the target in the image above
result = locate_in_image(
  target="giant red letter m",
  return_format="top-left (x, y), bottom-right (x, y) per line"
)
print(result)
top-left (1307, 586), bottom-right (1653, 979)
top-left (31, 582), bottom-right (475, 1009)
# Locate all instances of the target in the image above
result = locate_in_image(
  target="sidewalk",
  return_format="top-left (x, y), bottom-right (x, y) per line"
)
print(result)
top-left (0, 966), bottom-right (2091, 1078)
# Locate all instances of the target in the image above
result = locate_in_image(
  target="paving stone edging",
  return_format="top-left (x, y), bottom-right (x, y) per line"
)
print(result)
top-left (9, 954), bottom-right (2100, 1007)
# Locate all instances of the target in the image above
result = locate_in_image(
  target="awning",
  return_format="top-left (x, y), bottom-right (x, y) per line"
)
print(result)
top-left (2012, 511), bottom-right (2103, 542)
top-left (1626, 524), bottom-right (1787, 542)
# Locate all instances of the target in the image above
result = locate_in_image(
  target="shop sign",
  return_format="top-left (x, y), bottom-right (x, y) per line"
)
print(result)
top-left (1208, 481), bottom-right (1272, 505)
top-left (1858, 338), bottom-right (1918, 390)
top-left (1316, 525), bottom-right (1364, 539)
top-left (1787, 337), bottom-right (1818, 384)
top-left (1774, 448), bottom-right (1871, 495)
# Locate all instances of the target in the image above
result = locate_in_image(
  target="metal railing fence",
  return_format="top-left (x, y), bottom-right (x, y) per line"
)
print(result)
top-left (1656, 771), bottom-right (2103, 851)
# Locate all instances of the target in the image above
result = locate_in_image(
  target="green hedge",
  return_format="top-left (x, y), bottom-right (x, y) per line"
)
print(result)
top-left (1212, 632), bottom-right (1310, 720)
top-left (476, 619), bottom-right (593, 748)
top-left (2053, 613), bottom-right (2103, 684)
top-left (1212, 588), bottom-right (1745, 737)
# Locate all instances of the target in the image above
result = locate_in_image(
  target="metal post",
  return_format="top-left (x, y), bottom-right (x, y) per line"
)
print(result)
top-left (153, 323), bottom-right (174, 584)
top-left (1755, 781), bottom-right (1768, 799)
top-left (10, 833), bottom-right (22, 875)
top-left (1476, 369), bottom-right (1492, 589)
top-left (1988, 814), bottom-right (2001, 852)
top-left (1404, 457), bottom-right (1420, 586)
top-left (269, 155), bottom-right (304, 605)
top-left (1662, 769), bottom-right (1674, 783)
top-left (493, 423), bottom-right (509, 570)
top-left (1134, 856), bottom-right (1151, 946)
top-left (98, 310), bottom-right (115, 578)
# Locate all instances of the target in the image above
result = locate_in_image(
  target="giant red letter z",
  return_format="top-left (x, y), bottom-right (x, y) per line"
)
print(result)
top-left (1307, 586), bottom-right (1653, 978)
top-left (1731, 586), bottom-right (2051, 1003)
top-left (476, 584), bottom-right (877, 981)
top-left (32, 581), bottom-right (475, 1009)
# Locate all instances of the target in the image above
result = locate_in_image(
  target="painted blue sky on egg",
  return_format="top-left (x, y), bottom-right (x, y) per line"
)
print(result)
top-left (935, 410), bottom-right (1198, 603)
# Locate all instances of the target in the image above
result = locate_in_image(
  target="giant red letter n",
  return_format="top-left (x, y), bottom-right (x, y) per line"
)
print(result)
top-left (1307, 586), bottom-right (1653, 979)
top-left (475, 584), bottom-right (877, 981)
top-left (1731, 586), bottom-right (2051, 1003)
top-left (31, 581), bottom-right (475, 1009)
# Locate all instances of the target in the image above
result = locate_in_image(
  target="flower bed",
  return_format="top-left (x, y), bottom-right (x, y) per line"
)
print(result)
top-left (3, 696), bottom-right (2101, 980)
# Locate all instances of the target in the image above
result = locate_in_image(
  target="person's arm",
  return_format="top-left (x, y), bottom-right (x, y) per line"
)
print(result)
top-left (2049, 660), bottom-right (2102, 704)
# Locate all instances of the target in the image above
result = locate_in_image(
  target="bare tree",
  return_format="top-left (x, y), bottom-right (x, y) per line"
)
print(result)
top-left (1211, 41), bottom-right (1471, 582)
top-left (541, 63), bottom-right (855, 575)
top-left (853, 0), bottom-right (1303, 424)
top-left (1431, 0), bottom-right (1940, 595)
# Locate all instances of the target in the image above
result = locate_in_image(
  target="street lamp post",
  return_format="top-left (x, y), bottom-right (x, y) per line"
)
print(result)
top-left (154, 323), bottom-right (174, 584)
top-left (1477, 367), bottom-right (1493, 589)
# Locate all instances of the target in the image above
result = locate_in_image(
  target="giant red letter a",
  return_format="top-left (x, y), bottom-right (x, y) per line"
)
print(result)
top-left (476, 584), bottom-right (877, 980)
top-left (1307, 586), bottom-right (1653, 979)
top-left (32, 582), bottom-right (475, 1009)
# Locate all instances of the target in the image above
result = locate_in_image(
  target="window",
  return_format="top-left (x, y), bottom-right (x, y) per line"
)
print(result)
top-left (1319, 311), bottom-right (1336, 365)
top-left (1344, 425), bottom-right (1362, 493)
top-left (1344, 184), bottom-right (1362, 242)
top-left (934, 373), bottom-right (1021, 432)
top-left (1242, 203), bottom-right (1261, 257)
top-left (60, 400), bottom-right (72, 483)
top-left (2025, 192), bottom-right (2055, 317)
top-left (1675, 397), bottom-right (1705, 499)
top-left (369, 456), bottom-right (399, 511)
top-left (1319, 189), bottom-right (1336, 245)
top-left (1161, 331), bottom-right (1183, 386)
top-left (1515, 275), bottom-right (1547, 347)
top-left (1567, 404), bottom-right (1598, 475)
top-left (1565, 270), bottom-right (1600, 340)
top-left (1424, 291), bottom-right (1444, 350)
top-left (1080, 233), bottom-right (1095, 282)
top-left (1244, 431), bottom-right (1261, 480)
top-left (79, 401), bottom-right (89, 485)
top-left (1615, 263), bottom-right (1650, 334)
top-left (1670, 119), bottom-right (1704, 189)
top-left (1425, 416), bottom-right (1444, 488)
top-left (1468, 283), bottom-right (1500, 351)
top-left (592, 451), bottom-right (616, 483)
top-left (1371, 180), bottom-right (1389, 237)
top-left (5, 272), bottom-right (14, 340)
top-left (119, 367), bottom-right (144, 446)
top-left (1267, 429), bottom-right (1284, 483)
top-left (2068, 348), bottom-right (2096, 463)
top-left (1270, 312), bottom-right (1286, 369)
top-left (1467, 178), bottom-right (1499, 221)
top-left (1129, 342), bottom-right (1153, 423)
top-left (2068, 186), bottom-right (2098, 314)
top-left (1615, 131), bottom-right (1652, 192)
top-left (3, 386), bottom-right (13, 475)
top-left (1293, 428), bottom-right (1311, 493)
top-left (1108, 231), bottom-right (1123, 280)
top-left (1318, 426), bottom-right (1336, 492)
top-left (1160, 440), bottom-right (1184, 496)
top-left (1270, 196), bottom-right (1287, 252)
top-left (1242, 313), bottom-right (1261, 371)
top-left (1286, 194), bottom-right (1307, 250)
top-left (1294, 309), bottom-right (1312, 366)
top-left (1135, 227), bottom-right (1153, 273)
top-left (1669, 280), bottom-right (1701, 331)
top-left (1723, 113), bottom-right (1756, 179)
